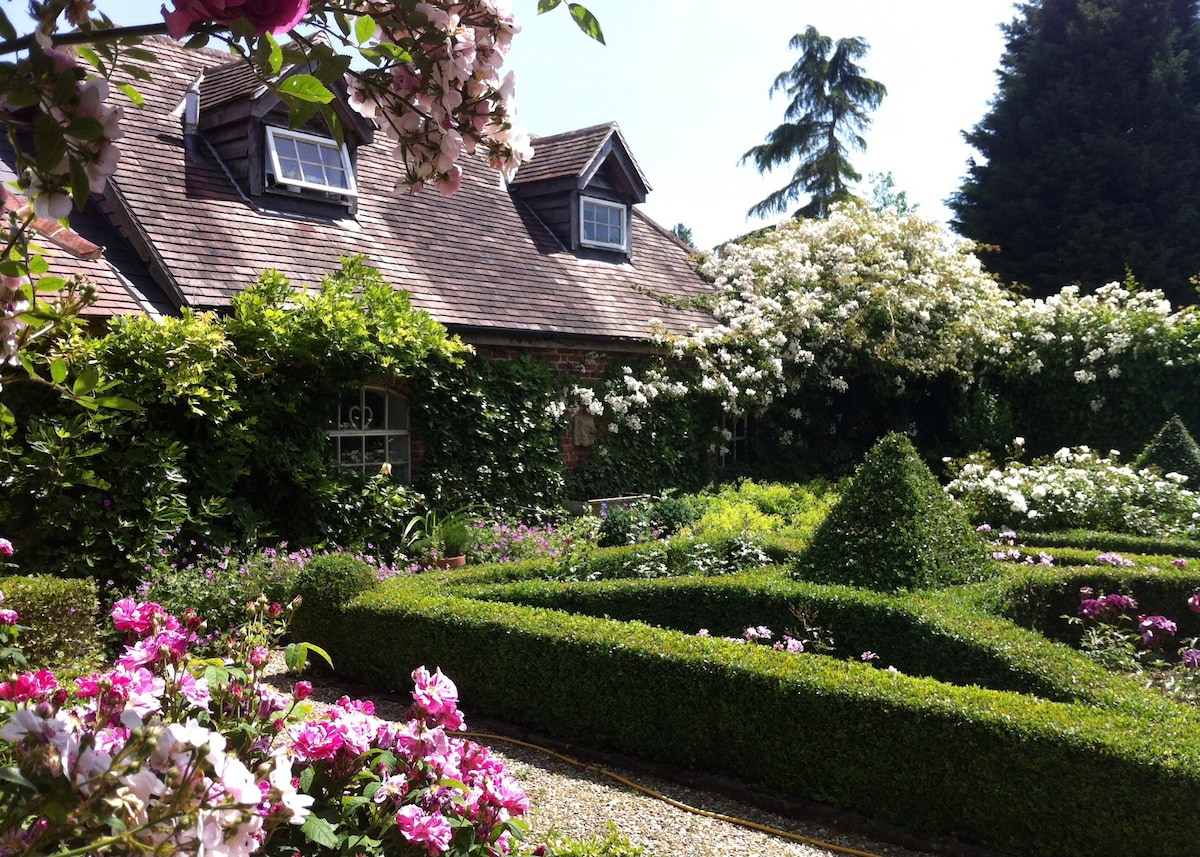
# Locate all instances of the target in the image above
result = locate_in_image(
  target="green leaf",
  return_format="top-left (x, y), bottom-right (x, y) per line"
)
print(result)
top-left (19, 353), bottom-right (41, 382)
top-left (50, 358), bottom-right (67, 385)
top-left (116, 83), bottom-right (145, 107)
top-left (72, 365), bottom-right (100, 396)
top-left (76, 45), bottom-right (101, 72)
top-left (184, 32), bottom-right (209, 50)
top-left (34, 115), bottom-right (68, 174)
top-left (355, 14), bottom-right (377, 44)
top-left (34, 276), bottom-right (67, 293)
top-left (283, 641), bottom-right (307, 673)
top-left (300, 814), bottom-right (340, 849)
top-left (0, 766), bottom-right (36, 791)
top-left (0, 8), bottom-right (16, 41)
top-left (299, 641), bottom-right (334, 668)
top-left (93, 397), bottom-right (145, 412)
top-left (537, 0), bottom-right (563, 12)
top-left (69, 156), bottom-right (90, 212)
top-left (567, 4), bottom-right (605, 44)
top-left (0, 402), bottom-right (15, 428)
top-left (278, 74), bottom-right (334, 104)
top-left (123, 47), bottom-right (160, 64)
top-left (266, 35), bottom-right (283, 76)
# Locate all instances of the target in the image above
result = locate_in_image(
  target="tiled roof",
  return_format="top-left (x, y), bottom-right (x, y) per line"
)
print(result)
top-left (93, 38), bottom-right (715, 342)
top-left (0, 141), bottom-right (174, 318)
top-left (195, 58), bottom-right (262, 109)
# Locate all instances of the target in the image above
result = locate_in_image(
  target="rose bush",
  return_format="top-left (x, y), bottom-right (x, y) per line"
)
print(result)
top-left (0, 594), bottom-right (529, 857)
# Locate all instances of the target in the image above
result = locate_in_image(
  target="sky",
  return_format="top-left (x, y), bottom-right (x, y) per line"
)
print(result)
top-left (90, 0), bottom-right (1021, 249)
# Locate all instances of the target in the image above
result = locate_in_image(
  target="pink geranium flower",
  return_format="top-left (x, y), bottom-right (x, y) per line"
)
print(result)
top-left (161, 0), bottom-right (309, 41)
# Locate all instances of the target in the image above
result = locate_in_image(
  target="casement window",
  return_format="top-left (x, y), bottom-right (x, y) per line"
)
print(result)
top-left (329, 386), bottom-right (409, 479)
top-left (580, 195), bottom-right (627, 250)
top-left (265, 126), bottom-right (357, 197)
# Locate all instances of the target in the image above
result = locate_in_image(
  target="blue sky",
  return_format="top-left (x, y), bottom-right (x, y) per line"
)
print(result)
top-left (90, 0), bottom-right (1019, 248)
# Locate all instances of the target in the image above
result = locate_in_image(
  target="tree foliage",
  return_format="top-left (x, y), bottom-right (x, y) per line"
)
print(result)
top-left (741, 25), bottom-right (886, 220)
top-left (949, 0), bottom-right (1200, 304)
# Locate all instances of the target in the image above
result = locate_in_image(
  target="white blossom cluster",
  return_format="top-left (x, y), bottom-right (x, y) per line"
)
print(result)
top-left (564, 367), bottom-right (687, 434)
top-left (972, 283), bottom-right (1197, 390)
top-left (657, 202), bottom-right (1010, 415)
top-left (945, 444), bottom-right (1200, 537)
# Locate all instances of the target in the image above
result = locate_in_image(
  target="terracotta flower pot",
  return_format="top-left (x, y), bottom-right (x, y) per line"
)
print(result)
top-left (432, 555), bottom-right (466, 569)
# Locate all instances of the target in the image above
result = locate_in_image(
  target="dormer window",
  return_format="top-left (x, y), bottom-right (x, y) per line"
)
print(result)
top-left (265, 126), bottom-right (357, 198)
top-left (580, 196), bottom-right (627, 250)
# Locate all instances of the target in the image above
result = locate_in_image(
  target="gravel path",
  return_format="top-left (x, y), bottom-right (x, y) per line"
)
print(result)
top-left (265, 656), bottom-right (967, 857)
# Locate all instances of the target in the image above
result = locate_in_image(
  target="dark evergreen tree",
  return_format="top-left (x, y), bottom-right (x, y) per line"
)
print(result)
top-left (949, 0), bottom-right (1200, 305)
top-left (742, 26), bottom-right (886, 220)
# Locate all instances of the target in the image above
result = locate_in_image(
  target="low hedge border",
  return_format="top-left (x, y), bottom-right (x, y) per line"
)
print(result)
top-left (0, 575), bottom-right (101, 673)
top-left (1019, 529), bottom-right (1200, 557)
top-left (300, 563), bottom-right (1200, 857)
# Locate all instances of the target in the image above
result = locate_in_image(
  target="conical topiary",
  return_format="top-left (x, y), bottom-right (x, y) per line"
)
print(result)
top-left (794, 432), bottom-right (989, 591)
top-left (1135, 415), bottom-right (1200, 489)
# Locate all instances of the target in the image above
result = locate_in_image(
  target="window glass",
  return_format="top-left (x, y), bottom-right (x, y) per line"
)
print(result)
top-left (581, 197), bottom-right (625, 249)
top-left (266, 127), bottom-right (357, 197)
top-left (329, 386), bottom-right (410, 479)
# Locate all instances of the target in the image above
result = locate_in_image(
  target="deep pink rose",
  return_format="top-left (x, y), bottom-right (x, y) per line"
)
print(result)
top-left (0, 538), bottom-right (13, 557)
top-left (162, 0), bottom-right (309, 40)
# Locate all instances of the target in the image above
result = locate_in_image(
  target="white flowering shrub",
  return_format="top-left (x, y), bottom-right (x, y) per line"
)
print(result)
top-left (662, 202), bottom-right (1010, 416)
top-left (945, 444), bottom-right (1200, 537)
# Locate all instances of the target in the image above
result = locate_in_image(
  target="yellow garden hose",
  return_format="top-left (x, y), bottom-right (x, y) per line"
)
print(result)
top-left (456, 730), bottom-right (886, 857)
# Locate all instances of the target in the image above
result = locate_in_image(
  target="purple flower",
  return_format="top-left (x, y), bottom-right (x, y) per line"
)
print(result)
top-left (1173, 558), bottom-right (1189, 569)
top-left (1095, 552), bottom-right (1135, 568)
top-left (0, 538), bottom-right (12, 558)
top-left (1078, 599), bottom-right (1104, 619)
top-left (1188, 592), bottom-right (1200, 614)
top-left (1182, 649), bottom-right (1200, 669)
top-left (0, 609), bottom-right (18, 626)
top-left (861, 651), bottom-right (878, 662)
top-left (1101, 594), bottom-right (1137, 614)
top-left (1137, 615), bottom-right (1177, 648)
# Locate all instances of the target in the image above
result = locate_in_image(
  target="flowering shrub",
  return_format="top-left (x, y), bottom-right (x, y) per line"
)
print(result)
top-left (946, 444), bottom-right (1200, 536)
top-left (470, 516), bottom-right (599, 565)
top-left (1067, 586), bottom-right (1200, 704)
top-left (0, 596), bottom-right (528, 857)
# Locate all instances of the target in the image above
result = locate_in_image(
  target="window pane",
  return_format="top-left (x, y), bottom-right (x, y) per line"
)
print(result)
top-left (339, 438), bottom-right (363, 466)
top-left (295, 140), bottom-right (322, 163)
top-left (275, 136), bottom-right (298, 160)
top-left (301, 160), bottom-right (325, 184)
top-left (325, 167), bottom-right (348, 189)
top-left (583, 222), bottom-right (596, 242)
top-left (338, 392), bottom-right (359, 429)
top-left (387, 396), bottom-right (408, 430)
top-left (362, 390), bottom-right (385, 429)
top-left (365, 436), bottom-right (387, 463)
top-left (389, 435), bottom-right (409, 464)
top-left (279, 158), bottom-right (303, 181)
top-left (321, 147), bottom-right (343, 168)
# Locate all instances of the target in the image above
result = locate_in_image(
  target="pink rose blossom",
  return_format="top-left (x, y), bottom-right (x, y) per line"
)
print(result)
top-left (293, 680), bottom-right (313, 701)
top-left (0, 538), bottom-right (13, 557)
top-left (395, 804), bottom-right (453, 855)
top-left (0, 668), bottom-right (58, 703)
top-left (0, 608), bottom-right (18, 626)
top-left (162, 0), bottom-right (309, 40)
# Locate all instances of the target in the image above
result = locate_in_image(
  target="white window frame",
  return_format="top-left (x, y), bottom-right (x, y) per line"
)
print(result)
top-left (329, 385), bottom-right (410, 480)
top-left (579, 195), bottom-right (627, 250)
top-left (265, 126), bottom-right (358, 197)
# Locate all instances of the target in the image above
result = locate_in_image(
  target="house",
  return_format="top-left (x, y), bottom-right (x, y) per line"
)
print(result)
top-left (4, 36), bottom-right (714, 480)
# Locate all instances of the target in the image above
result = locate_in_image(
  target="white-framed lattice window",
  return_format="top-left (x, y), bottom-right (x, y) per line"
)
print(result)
top-left (721, 414), bottom-right (754, 469)
top-left (329, 386), bottom-right (409, 479)
top-left (580, 195), bottom-right (626, 250)
top-left (265, 126), bottom-right (358, 197)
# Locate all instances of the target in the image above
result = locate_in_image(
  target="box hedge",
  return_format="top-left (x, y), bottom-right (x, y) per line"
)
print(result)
top-left (0, 575), bottom-right (101, 673)
top-left (301, 563), bottom-right (1200, 857)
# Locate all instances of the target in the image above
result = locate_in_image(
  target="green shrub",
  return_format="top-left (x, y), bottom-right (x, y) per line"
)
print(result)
top-left (0, 575), bottom-right (101, 675)
top-left (795, 434), bottom-right (989, 591)
top-left (1136, 415), bottom-right (1200, 488)
top-left (290, 553), bottom-right (380, 647)
top-left (537, 824), bottom-right (645, 857)
top-left (303, 566), bottom-right (1200, 857)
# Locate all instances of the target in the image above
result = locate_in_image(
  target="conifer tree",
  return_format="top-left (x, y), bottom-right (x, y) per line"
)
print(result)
top-left (949, 0), bottom-right (1200, 305)
top-left (742, 26), bottom-right (886, 220)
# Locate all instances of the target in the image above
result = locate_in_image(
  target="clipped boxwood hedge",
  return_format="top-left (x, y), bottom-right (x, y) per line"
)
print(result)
top-left (303, 562), bottom-right (1200, 857)
top-left (0, 575), bottom-right (101, 673)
